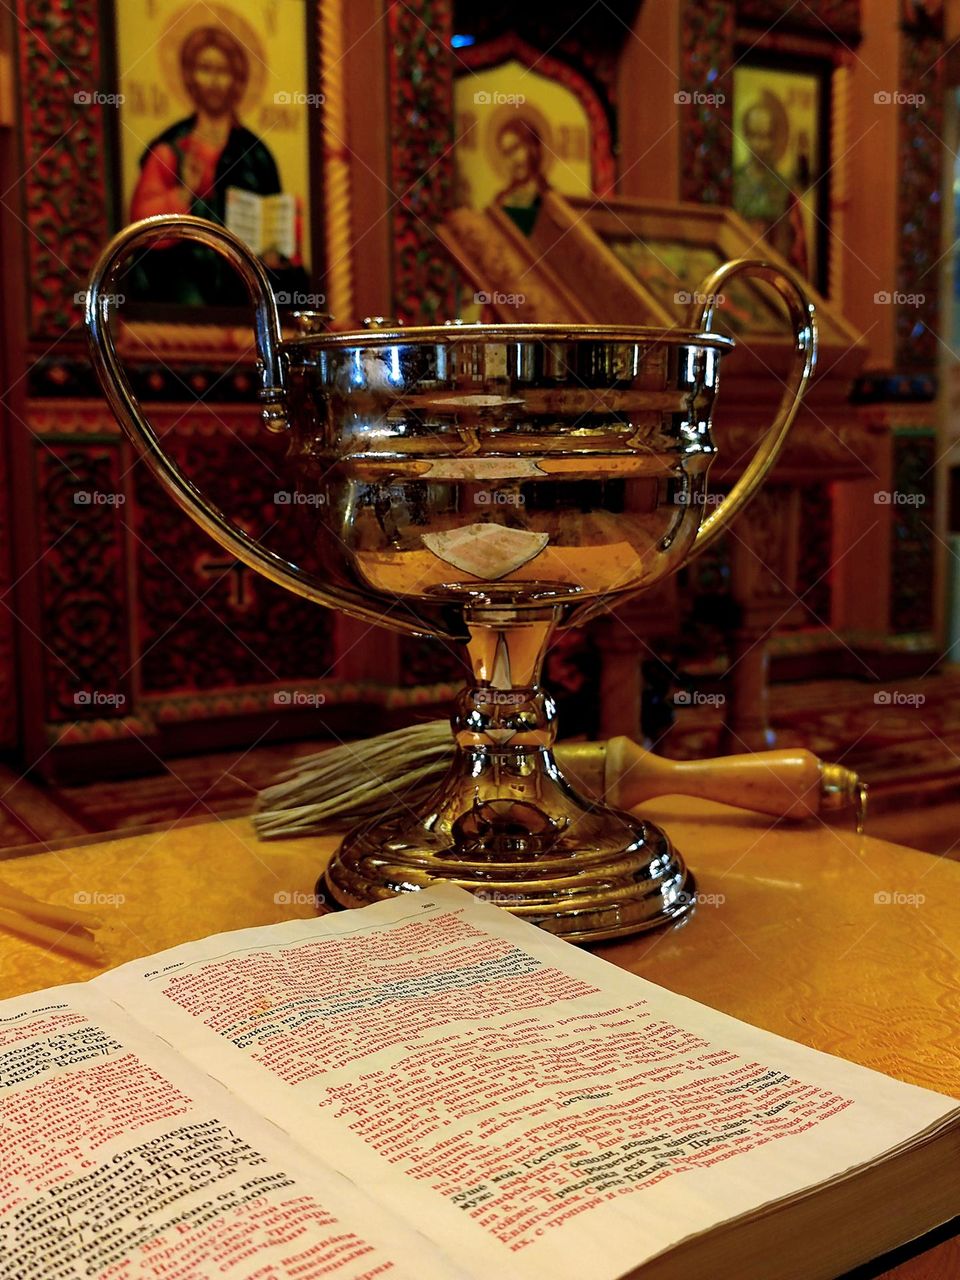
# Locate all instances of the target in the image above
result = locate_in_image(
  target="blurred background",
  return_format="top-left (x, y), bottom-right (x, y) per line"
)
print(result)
top-left (0, 0), bottom-right (956, 855)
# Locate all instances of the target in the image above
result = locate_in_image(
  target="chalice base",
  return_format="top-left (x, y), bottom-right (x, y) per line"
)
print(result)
top-left (320, 746), bottom-right (695, 943)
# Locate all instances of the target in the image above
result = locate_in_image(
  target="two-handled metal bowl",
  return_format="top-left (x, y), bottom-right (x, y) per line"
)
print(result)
top-left (86, 215), bottom-right (816, 941)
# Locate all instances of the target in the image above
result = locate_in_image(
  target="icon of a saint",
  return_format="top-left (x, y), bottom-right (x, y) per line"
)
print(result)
top-left (493, 118), bottom-right (550, 235)
top-left (733, 92), bottom-right (809, 277)
top-left (129, 25), bottom-right (306, 306)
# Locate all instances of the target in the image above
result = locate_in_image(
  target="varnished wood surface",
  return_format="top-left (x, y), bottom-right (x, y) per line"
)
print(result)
top-left (0, 798), bottom-right (957, 1277)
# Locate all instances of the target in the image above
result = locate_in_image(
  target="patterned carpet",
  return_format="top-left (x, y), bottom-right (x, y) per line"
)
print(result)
top-left (0, 669), bottom-right (958, 856)
top-left (666, 669), bottom-right (960, 857)
top-left (668, 670), bottom-right (960, 794)
top-left (0, 740), bottom-right (330, 851)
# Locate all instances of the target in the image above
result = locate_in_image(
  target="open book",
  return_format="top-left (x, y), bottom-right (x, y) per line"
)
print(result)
top-left (225, 187), bottom-right (296, 259)
top-left (3, 884), bottom-right (958, 1280)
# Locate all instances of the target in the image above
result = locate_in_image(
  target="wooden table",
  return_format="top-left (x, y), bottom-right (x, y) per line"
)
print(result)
top-left (2, 797), bottom-right (959, 1278)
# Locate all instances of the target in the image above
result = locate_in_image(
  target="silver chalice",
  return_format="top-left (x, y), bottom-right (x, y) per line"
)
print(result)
top-left (86, 215), bottom-right (816, 941)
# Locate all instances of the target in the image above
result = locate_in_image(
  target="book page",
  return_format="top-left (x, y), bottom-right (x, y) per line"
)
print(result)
top-left (0, 984), bottom-right (467, 1280)
top-left (261, 193), bottom-right (296, 259)
top-left (97, 886), bottom-right (959, 1280)
top-left (225, 187), bottom-right (264, 256)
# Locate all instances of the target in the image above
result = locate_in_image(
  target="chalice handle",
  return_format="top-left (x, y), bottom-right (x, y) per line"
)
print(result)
top-left (84, 214), bottom-right (458, 641)
top-left (686, 258), bottom-right (818, 557)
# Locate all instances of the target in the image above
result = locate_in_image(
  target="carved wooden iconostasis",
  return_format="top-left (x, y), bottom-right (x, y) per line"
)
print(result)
top-left (675, 0), bottom-right (942, 621)
top-left (441, 189), bottom-right (873, 745)
top-left (1, 0), bottom-right (466, 783)
top-left (0, 0), bottom-right (946, 780)
top-left (437, 0), bottom-right (945, 748)
top-left (660, 0), bottom-right (941, 746)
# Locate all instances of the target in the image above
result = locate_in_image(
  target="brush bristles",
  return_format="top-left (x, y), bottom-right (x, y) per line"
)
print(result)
top-left (254, 720), bottom-right (453, 838)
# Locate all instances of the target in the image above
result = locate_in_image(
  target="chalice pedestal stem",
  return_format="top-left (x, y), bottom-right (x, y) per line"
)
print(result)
top-left (321, 611), bottom-right (696, 942)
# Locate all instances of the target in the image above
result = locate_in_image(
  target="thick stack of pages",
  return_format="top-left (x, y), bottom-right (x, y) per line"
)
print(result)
top-left (2, 884), bottom-right (957, 1280)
